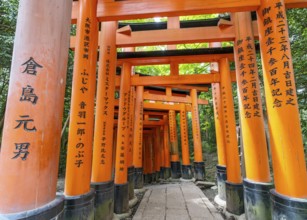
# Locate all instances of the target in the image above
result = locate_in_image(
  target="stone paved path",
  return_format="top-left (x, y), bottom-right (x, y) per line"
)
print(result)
top-left (132, 182), bottom-right (224, 220)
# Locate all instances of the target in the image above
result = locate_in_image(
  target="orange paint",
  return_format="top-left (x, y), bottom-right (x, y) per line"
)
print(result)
top-left (180, 104), bottom-right (191, 165)
top-left (91, 21), bottom-right (117, 183)
top-left (124, 48), bottom-right (135, 169)
top-left (154, 127), bottom-right (161, 172)
top-left (71, 0), bottom-right (261, 22)
top-left (167, 17), bottom-right (179, 51)
top-left (168, 110), bottom-right (180, 162)
top-left (190, 89), bottom-right (203, 163)
top-left (233, 12), bottom-right (270, 183)
top-left (0, 0), bottom-right (72, 213)
top-left (219, 58), bottom-right (242, 184)
top-left (133, 86), bottom-right (144, 168)
top-left (210, 42), bottom-right (227, 166)
top-left (143, 135), bottom-right (149, 175)
top-left (65, 0), bottom-right (98, 196)
top-left (148, 135), bottom-right (154, 174)
top-left (257, 0), bottom-right (307, 198)
top-left (127, 87), bottom-right (135, 168)
top-left (114, 62), bottom-right (132, 184)
top-left (163, 115), bottom-right (171, 168)
top-left (160, 127), bottom-right (165, 168)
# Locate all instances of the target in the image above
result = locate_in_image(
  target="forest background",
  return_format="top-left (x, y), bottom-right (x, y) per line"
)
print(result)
top-left (0, 0), bottom-right (306, 176)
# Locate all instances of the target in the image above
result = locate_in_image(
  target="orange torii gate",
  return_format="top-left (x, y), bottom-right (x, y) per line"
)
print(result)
top-left (0, 0), bottom-right (306, 220)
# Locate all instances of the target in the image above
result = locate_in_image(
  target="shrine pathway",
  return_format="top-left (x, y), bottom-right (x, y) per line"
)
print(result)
top-left (132, 182), bottom-right (224, 220)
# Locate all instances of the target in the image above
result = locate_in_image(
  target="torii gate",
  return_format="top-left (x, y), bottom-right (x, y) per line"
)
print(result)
top-left (0, 0), bottom-right (306, 220)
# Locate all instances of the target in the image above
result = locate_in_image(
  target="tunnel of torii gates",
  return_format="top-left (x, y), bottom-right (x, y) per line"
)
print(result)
top-left (0, 0), bottom-right (307, 220)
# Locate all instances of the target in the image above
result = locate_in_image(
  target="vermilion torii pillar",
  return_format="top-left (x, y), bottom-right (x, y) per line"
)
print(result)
top-left (163, 115), bottom-right (172, 179)
top-left (114, 62), bottom-right (131, 216)
top-left (220, 58), bottom-right (244, 215)
top-left (0, 0), bottom-right (72, 218)
top-left (91, 21), bottom-right (117, 220)
top-left (159, 126), bottom-right (166, 179)
top-left (190, 89), bottom-right (206, 180)
top-left (143, 133), bottom-right (154, 184)
top-left (124, 48), bottom-right (137, 205)
top-left (128, 86), bottom-right (137, 204)
top-left (133, 86), bottom-right (144, 189)
top-left (257, 1), bottom-right (307, 218)
top-left (154, 127), bottom-right (162, 181)
top-left (169, 110), bottom-right (181, 178)
top-left (233, 12), bottom-right (272, 219)
top-left (210, 42), bottom-right (227, 203)
top-left (180, 103), bottom-right (193, 180)
top-left (64, 0), bottom-right (98, 218)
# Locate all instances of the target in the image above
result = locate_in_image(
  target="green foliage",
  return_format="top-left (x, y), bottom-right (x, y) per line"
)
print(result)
top-left (0, 0), bottom-right (19, 138)
top-left (287, 8), bottom-right (307, 156)
top-left (0, 1), bottom-right (306, 170)
top-left (135, 64), bottom-right (170, 76)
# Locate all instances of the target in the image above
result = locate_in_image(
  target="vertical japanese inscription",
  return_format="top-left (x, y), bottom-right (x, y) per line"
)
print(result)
top-left (260, 1), bottom-right (296, 108)
top-left (118, 90), bottom-right (130, 173)
top-left (74, 17), bottom-right (91, 168)
top-left (12, 57), bottom-right (42, 160)
top-left (221, 86), bottom-right (230, 144)
top-left (235, 36), bottom-right (262, 119)
top-left (100, 46), bottom-right (111, 165)
top-left (138, 102), bottom-right (143, 161)
top-left (169, 110), bottom-right (176, 143)
top-left (180, 107), bottom-right (188, 148)
top-left (212, 84), bottom-right (219, 120)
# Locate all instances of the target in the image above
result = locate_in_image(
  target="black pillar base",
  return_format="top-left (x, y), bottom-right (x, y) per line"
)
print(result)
top-left (182, 165), bottom-right (193, 180)
top-left (171, 161), bottom-right (182, 179)
top-left (216, 165), bottom-right (227, 201)
top-left (150, 173), bottom-right (156, 183)
top-left (0, 194), bottom-right (64, 220)
top-left (194, 162), bottom-right (206, 181)
top-left (164, 167), bottom-right (171, 179)
top-left (144, 174), bottom-right (152, 184)
top-left (155, 171), bottom-right (161, 182)
top-left (134, 167), bottom-right (144, 189)
top-left (128, 166), bottom-right (135, 200)
top-left (64, 189), bottom-right (95, 220)
top-left (271, 189), bottom-right (307, 219)
top-left (114, 183), bottom-right (129, 214)
top-left (243, 179), bottom-right (273, 220)
top-left (151, 172), bottom-right (157, 183)
top-left (226, 181), bottom-right (244, 215)
top-left (160, 167), bottom-right (165, 179)
top-left (91, 181), bottom-right (114, 220)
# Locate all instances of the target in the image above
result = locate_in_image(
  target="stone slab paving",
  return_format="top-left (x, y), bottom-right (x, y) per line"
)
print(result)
top-left (133, 182), bottom-right (224, 220)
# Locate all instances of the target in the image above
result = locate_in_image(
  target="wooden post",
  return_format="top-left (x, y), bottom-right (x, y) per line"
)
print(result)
top-left (233, 12), bottom-right (273, 219)
top-left (133, 86), bottom-right (144, 189)
top-left (257, 1), bottom-right (307, 218)
top-left (169, 110), bottom-right (181, 178)
top-left (163, 115), bottom-right (172, 179)
top-left (148, 134), bottom-right (154, 182)
top-left (0, 0), bottom-right (72, 217)
top-left (210, 42), bottom-right (227, 201)
top-left (114, 62), bottom-right (131, 215)
top-left (64, 0), bottom-right (98, 217)
top-left (123, 48), bottom-right (136, 201)
top-left (160, 126), bottom-right (166, 178)
top-left (154, 127), bottom-right (161, 181)
top-left (91, 21), bottom-right (117, 220)
top-left (190, 89), bottom-right (205, 180)
top-left (143, 135), bottom-right (150, 184)
top-left (167, 16), bottom-right (179, 52)
top-left (128, 86), bottom-right (136, 201)
top-left (180, 103), bottom-right (193, 179)
top-left (220, 58), bottom-right (244, 215)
